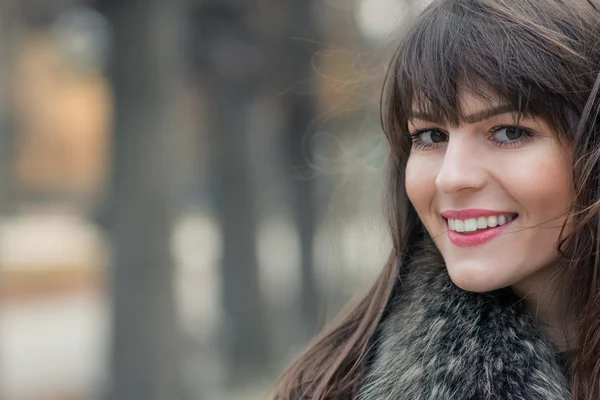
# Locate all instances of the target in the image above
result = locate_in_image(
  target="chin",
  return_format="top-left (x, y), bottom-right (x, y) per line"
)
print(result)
top-left (445, 261), bottom-right (509, 293)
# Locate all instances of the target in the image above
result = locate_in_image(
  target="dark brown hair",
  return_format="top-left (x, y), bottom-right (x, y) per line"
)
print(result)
top-left (273, 0), bottom-right (600, 398)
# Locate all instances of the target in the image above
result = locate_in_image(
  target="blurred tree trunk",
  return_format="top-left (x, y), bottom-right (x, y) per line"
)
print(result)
top-left (99, 0), bottom-right (185, 399)
top-left (280, 0), bottom-right (321, 340)
top-left (189, 0), bottom-right (269, 383)
top-left (0, 5), bottom-right (18, 216)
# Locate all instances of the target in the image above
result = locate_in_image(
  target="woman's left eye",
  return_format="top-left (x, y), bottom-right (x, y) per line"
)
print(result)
top-left (491, 126), bottom-right (531, 144)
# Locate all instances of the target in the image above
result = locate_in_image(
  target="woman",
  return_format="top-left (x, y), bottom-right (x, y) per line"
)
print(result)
top-left (273, 0), bottom-right (600, 398)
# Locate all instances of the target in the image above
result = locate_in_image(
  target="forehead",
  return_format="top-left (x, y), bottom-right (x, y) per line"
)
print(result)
top-left (458, 88), bottom-right (506, 116)
top-left (412, 83), bottom-right (507, 113)
top-left (410, 85), bottom-right (516, 126)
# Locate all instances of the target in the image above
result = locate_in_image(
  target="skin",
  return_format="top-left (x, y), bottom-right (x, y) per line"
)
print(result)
top-left (405, 87), bottom-right (575, 345)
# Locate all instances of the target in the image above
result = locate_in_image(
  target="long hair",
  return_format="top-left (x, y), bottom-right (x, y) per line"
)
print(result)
top-left (272, 0), bottom-right (600, 399)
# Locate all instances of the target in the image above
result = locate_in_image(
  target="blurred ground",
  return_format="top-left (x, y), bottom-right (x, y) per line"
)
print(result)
top-left (0, 209), bottom-right (388, 400)
top-left (1, 291), bottom-right (107, 400)
top-left (0, 210), bottom-right (105, 400)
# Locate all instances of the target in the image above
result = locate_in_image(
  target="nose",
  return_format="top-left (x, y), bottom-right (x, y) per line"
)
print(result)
top-left (435, 135), bottom-right (487, 195)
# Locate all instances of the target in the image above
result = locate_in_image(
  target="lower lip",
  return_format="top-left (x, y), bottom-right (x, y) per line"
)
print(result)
top-left (446, 218), bottom-right (516, 247)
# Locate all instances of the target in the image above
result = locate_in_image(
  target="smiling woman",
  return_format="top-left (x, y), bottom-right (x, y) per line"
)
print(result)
top-left (406, 89), bottom-right (575, 295)
top-left (272, 0), bottom-right (600, 399)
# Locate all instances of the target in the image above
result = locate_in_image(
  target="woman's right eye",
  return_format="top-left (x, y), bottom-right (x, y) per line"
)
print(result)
top-left (409, 129), bottom-right (448, 149)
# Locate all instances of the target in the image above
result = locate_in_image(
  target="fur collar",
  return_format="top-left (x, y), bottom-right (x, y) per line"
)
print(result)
top-left (359, 239), bottom-right (571, 400)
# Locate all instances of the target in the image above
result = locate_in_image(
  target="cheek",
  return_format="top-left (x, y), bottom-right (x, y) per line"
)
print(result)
top-left (404, 158), bottom-right (419, 204)
top-left (489, 144), bottom-right (573, 285)
top-left (405, 156), bottom-right (438, 219)
top-left (506, 148), bottom-right (573, 218)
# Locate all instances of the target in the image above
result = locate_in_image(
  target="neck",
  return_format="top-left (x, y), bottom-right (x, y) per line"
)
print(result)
top-left (511, 265), bottom-right (574, 352)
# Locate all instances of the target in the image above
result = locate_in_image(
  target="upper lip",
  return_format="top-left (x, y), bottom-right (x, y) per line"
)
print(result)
top-left (441, 209), bottom-right (517, 220)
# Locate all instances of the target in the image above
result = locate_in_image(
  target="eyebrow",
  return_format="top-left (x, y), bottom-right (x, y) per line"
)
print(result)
top-left (409, 104), bottom-right (518, 124)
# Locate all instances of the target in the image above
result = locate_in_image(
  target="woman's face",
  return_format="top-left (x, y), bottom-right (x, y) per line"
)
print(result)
top-left (405, 87), bottom-right (574, 294)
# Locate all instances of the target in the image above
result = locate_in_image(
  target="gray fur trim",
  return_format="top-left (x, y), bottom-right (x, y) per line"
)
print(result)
top-left (359, 240), bottom-right (570, 400)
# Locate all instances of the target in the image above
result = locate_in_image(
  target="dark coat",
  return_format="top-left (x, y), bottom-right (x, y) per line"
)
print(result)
top-left (359, 239), bottom-right (571, 400)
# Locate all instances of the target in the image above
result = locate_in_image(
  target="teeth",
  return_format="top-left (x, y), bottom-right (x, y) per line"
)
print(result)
top-left (477, 217), bottom-right (487, 229)
top-left (464, 219), bottom-right (478, 232)
top-left (455, 220), bottom-right (465, 233)
top-left (447, 214), bottom-right (515, 233)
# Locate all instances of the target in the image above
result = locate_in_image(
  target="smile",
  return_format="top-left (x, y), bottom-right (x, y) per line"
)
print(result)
top-left (448, 214), bottom-right (516, 233)
top-left (441, 210), bottom-right (519, 247)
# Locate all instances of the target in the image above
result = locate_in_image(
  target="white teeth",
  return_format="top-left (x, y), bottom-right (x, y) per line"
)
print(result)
top-left (447, 214), bottom-right (516, 233)
top-left (464, 219), bottom-right (478, 232)
top-left (477, 217), bottom-right (487, 229)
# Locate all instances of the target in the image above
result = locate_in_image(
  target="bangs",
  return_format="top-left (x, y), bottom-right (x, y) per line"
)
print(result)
top-left (388, 0), bottom-right (590, 135)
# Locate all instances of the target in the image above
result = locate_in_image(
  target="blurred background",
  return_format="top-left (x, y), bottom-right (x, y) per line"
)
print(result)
top-left (0, 0), bottom-right (429, 399)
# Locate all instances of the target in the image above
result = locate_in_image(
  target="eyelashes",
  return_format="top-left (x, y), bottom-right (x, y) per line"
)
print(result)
top-left (409, 129), bottom-right (447, 150)
top-left (408, 125), bottom-right (535, 151)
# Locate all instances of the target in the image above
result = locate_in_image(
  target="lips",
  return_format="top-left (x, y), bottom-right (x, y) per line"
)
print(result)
top-left (441, 209), bottom-right (518, 247)
top-left (441, 209), bottom-right (517, 220)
